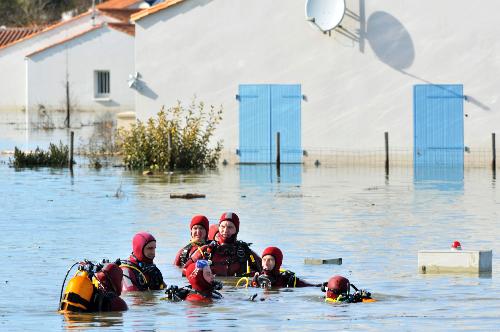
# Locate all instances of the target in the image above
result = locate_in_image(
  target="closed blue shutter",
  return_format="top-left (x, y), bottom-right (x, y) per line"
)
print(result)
top-left (414, 84), bottom-right (464, 167)
top-left (270, 85), bottom-right (302, 163)
top-left (239, 85), bottom-right (271, 163)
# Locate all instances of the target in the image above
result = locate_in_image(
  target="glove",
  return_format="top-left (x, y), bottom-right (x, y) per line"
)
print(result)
top-left (212, 280), bottom-right (223, 291)
top-left (142, 264), bottom-right (164, 289)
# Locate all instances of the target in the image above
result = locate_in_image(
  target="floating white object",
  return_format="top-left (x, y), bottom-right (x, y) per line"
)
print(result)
top-left (304, 258), bottom-right (342, 265)
top-left (305, 0), bottom-right (346, 32)
top-left (418, 250), bottom-right (492, 274)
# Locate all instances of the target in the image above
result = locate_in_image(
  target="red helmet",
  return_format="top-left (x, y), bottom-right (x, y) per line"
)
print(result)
top-left (325, 275), bottom-right (350, 299)
top-left (261, 247), bottom-right (283, 272)
top-left (95, 263), bottom-right (123, 295)
top-left (185, 260), bottom-right (212, 292)
top-left (451, 241), bottom-right (462, 250)
top-left (132, 232), bottom-right (156, 263)
top-left (208, 224), bottom-right (219, 241)
top-left (219, 212), bottom-right (240, 233)
top-left (190, 215), bottom-right (209, 233)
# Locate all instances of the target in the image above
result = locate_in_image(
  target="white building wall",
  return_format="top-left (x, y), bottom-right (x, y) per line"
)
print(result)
top-left (26, 26), bottom-right (135, 120)
top-left (0, 12), bottom-right (118, 114)
top-left (134, 0), bottom-right (500, 154)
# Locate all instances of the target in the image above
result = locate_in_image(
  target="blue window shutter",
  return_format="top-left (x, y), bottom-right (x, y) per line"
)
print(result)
top-left (238, 84), bottom-right (271, 163)
top-left (270, 84), bottom-right (302, 163)
top-left (414, 84), bottom-right (464, 167)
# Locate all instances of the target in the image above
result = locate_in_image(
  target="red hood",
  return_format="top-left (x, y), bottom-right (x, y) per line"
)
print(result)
top-left (132, 232), bottom-right (156, 264)
top-left (262, 246), bottom-right (283, 274)
top-left (185, 263), bottom-right (212, 292)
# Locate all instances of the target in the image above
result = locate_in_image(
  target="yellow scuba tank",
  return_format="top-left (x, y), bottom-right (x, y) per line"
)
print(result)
top-left (59, 271), bottom-right (95, 313)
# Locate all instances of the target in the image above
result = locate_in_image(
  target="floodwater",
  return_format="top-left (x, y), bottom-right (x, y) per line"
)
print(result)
top-left (0, 118), bottom-right (499, 331)
top-left (0, 159), bottom-right (499, 331)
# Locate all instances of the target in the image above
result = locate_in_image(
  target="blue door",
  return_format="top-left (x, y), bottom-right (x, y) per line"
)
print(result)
top-left (413, 84), bottom-right (464, 167)
top-left (239, 84), bottom-right (301, 163)
top-left (271, 85), bottom-right (302, 163)
top-left (239, 85), bottom-right (271, 163)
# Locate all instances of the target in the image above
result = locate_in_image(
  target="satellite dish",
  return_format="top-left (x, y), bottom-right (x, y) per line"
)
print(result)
top-left (305, 0), bottom-right (346, 32)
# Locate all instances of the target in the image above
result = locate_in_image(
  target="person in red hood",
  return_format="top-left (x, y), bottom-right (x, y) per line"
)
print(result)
top-left (174, 215), bottom-right (209, 268)
top-left (59, 262), bottom-right (127, 313)
top-left (322, 275), bottom-right (375, 303)
top-left (252, 247), bottom-right (314, 288)
top-left (207, 224), bottom-right (220, 242)
top-left (92, 263), bottom-right (128, 311)
top-left (120, 232), bottom-right (166, 292)
top-left (184, 212), bottom-right (261, 277)
top-left (184, 260), bottom-right (223, 302)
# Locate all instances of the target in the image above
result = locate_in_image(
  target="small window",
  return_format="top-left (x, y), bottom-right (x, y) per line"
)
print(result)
top-left (94, 70), bottom-right (110, 98)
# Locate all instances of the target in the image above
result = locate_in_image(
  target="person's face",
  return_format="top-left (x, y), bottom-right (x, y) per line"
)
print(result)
top-left (219, 221), bottom-right (236, 239)
top-left (143, 241), bottom-right (156, 260)
top-left (202, 266), bottom-right (214, 283)
top-left (262, 255), bottom-right (276, 271)
top-left (191, 225), bottom-right (207, 242)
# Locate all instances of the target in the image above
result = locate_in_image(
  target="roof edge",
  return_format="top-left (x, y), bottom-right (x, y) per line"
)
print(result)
top-left (131, 0), bottom-right (185, 22)
top-left (25, 23), bottom-right (104, 58)
top-left (0, 10), bottom-right (91, 52)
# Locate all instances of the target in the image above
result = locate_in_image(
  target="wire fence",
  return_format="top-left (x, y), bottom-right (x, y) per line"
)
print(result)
top-left (221, 147), bottom-right (498, 169)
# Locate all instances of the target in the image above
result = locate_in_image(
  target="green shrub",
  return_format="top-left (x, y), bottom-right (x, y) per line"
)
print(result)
top-left (12, 141), bottom-right (70, 168)
top-left (117, 99), bottom-right (223, 171)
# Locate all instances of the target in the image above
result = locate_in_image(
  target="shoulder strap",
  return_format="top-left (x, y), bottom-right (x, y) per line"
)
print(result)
top-left (179, 243), bottom-right (194, 265)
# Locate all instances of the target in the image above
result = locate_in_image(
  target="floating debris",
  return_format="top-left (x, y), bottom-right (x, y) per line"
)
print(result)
top-left (304, 258), bottom-right (342, 265)
top-left (170, 193), bottom-right (206, 199)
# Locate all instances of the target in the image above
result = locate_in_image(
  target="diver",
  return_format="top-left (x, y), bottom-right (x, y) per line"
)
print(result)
top-left (250, 246), bottom-right (315, 288)
top-left (321, 275), bottom-right (375, 303)
top-left (119, 232), bottom-right (166, 292)
top-left (184, 212), bottom-right (262, 277)
top-left (173, 215), bottom-right (209, 267)
top-left (207, 224), bottom-right (220, 242)
top-left (164, 260), bottom-right (223, 302)
top-left (59, 262), bottom-right (128, 313)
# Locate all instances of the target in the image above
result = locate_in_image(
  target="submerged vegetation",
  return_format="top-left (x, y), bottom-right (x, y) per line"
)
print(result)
top-left (12, 142), bottom-right (70, 168)
top-left (81, 112), bottom-right (119, 169)
top-left (117, 99), bottom-right (223, 171)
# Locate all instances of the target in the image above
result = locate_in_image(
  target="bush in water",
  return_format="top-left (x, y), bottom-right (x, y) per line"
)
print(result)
top-left (116, 99), bottom-right (223, 171)
top-left (12, 142), bottom-right (70, 168)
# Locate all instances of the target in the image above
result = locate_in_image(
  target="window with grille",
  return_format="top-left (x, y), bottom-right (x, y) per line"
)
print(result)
top-left (94, 70), bottom-right (110, 98)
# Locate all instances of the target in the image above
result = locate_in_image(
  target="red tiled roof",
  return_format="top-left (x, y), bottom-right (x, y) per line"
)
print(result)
top-left (0, 11), bottom-right (91, 51)
top-left (0, 27), bottom-right (45, 47)
top-left (131, 0), bottom-right (185, 21)
top-left (99, 8), bottom-right (142, 22)
top-left (97, 0), bottom-right (143, 9)
top-left (108, 22), bottom-right (135, 36)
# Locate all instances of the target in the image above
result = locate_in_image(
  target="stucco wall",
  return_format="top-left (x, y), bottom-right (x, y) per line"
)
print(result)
top-left (0, 13), bottom-right (117, 113)
top-left (134, 0), bottom-right (500, 153)
top-left (26, 25), bottom-right (134, 122)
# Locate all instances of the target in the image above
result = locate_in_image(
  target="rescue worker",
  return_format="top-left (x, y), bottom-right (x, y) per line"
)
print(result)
top-left (173, 215), bottom-right (209, 267)
top-left (184, 212), bottom-right (261, 277)
top-left (251, 246), bottom-right (314, 288)
top-left (207, 224), bottom-right (220, 242)
top-left (60, 262), bottom-right (128, 313)
top-left (185, 260), bottom-right (223, 302)
top-left (120, 232), bottom-right (166, 292)
top-left (321, 275), bottom-right (375, 303)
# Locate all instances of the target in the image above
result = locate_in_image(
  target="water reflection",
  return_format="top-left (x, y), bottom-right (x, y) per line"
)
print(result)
top-left (239, 164), bottom-right (302, 186)
top-left (414, 166), bottom-right (464, 191)
top-left (62, 312), bottom-right (123, 330)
